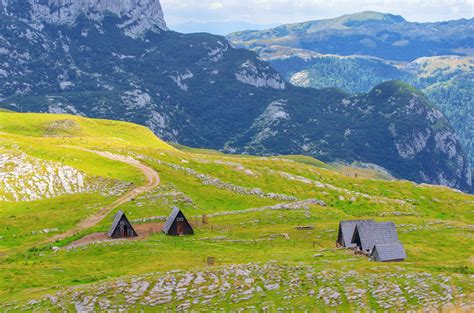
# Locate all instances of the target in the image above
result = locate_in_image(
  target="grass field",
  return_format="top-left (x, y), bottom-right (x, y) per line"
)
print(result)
top-left (0, 113), bottom-right (473, 311)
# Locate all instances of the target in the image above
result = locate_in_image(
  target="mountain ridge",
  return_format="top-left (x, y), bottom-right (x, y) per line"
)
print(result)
top-left (170, 21), bottom-right (277, 36)
top-left (277, 11), bottom-right (406, 32)
top-left (228, 12), bottom-right (474, 61)
top-left (228, 11), bottom-right (473, 191)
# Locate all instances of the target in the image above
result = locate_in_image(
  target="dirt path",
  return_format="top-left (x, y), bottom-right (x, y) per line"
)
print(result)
top-left (0, 149), bottom-right (160, 260)
top-left (51, 149), bottom-right (160, 241)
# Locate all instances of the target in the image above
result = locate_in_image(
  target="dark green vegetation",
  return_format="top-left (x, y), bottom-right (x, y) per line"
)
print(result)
top-left (228, 11), bottom-right (474, 61)
top-left (0, 113), bottom-right (473, 311)
top-left (422, 71), bottom-right (473, 168)
top-left (261, 47), bottom-right (409, 93)
top-left (228, 81), bottom-right (472, 193)
top-left (0, 3), bottom-right (471, 192)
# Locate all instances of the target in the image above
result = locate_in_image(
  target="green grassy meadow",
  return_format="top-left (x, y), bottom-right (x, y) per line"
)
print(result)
top-left (0, 113), bottom-right (473, 311)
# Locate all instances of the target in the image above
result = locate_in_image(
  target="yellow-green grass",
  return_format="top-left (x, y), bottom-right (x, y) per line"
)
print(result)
top-left (278, 154), bottom-right (333, 170)
top-left (334, 164), bottom-right (394, 180)
top-left (0, 113), bottom-right (473, 309)
top-left (0, 112), bottom-right (174, 150)
top-left (2, 204), bottom-right (473, 303)
top-left (0, 195), bottom-right (112, 253)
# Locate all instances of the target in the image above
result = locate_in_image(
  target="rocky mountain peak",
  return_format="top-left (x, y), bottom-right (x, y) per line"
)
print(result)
top-left (2, 0), bottom-right (168, 36)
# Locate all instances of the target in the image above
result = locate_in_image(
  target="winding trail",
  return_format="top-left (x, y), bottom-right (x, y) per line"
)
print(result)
top-left (52, 149), bottom-right (160, 241)
top-left (0, 149), bottom-right (160, 260)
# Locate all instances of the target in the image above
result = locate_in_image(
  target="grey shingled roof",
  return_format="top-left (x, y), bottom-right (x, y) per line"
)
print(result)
top-left (339, 220), bottom-right (374, 247)
top-left (352, 221), bottom-right (399, 252)
top-left (371, 242), bottom-right (407, 262)
top-left (163, 207), bottom-right (181, 234)
top-left (107, 210), bottom-right (125, 237)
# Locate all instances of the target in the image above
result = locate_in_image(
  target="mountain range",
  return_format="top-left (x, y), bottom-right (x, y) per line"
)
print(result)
top-left (228, 11), bottom-right (474, 61)
top-left (228, 12), bottom-right (474, 185)
top-left (0, 1), bottom-right (471, 192)
top-left (170, 21), bottom-right (277, 36)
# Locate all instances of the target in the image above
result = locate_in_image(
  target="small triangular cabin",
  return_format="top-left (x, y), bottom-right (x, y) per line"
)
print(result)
top-left (370, 242), bottom-right (406, 262)
top-left (336, 220), bottom-right (374, 248)
top-left (107, 210), bottom-right (138, 239)
top-left (163, 207), bottom-right (194, 236)
top-left (351, 221), bottom-right (399, 254)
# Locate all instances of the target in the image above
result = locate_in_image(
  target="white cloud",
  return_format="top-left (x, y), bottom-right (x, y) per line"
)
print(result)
top-left (161, 0), bottom-right (474, 25)
top-left (208, 2), bottom-right (224, 10)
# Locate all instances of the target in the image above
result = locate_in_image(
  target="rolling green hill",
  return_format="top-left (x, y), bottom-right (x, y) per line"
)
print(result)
top-left (1, 113), bottom-right (473, 311)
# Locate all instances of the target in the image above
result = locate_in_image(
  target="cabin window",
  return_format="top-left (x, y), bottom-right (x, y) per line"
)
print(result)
top-left (176, 217), bottom-right (184, 222)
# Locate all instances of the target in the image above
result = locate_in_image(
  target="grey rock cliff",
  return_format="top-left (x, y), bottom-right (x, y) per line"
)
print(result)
top-left (2, 0), bottom-right (167, 37)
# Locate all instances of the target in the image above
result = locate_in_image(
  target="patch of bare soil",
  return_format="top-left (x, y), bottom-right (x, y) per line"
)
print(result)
top-left (134, 222), bottom-right (164, 236)
top-left (45, 119), bottom-right (82, 137)
top-left (65, 222), bottom-right (164, 250)
top-left (67, 233), bottom-right (109, 249)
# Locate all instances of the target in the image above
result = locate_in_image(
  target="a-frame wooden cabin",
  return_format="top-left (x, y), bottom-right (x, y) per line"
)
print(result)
top-left (351, 221), bottom-right (399, 254)
top-left (162, 207), bottom-right (194, 236)
top-left (107, 210), bottom-right (138, 239)
top-left (336, 220), bottom-right (374, 248)
top-left (370, 242), bottom-right (407, 262)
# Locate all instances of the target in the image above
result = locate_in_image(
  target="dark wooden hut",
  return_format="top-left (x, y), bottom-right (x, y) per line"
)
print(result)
top-left (163, 207), bottom-right (194, 236)
top-left (370, 242), bottom-right (406, 262)
top-left (336, 220), bottom-right (374, 248)
top-left (107, 210), bottom-right (138, 239)
top-left (351, 221), bottom-right (399, 254)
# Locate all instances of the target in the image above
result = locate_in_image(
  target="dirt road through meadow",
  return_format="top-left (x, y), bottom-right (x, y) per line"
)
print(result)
top-left (51, 149), bottom-right (161, 241)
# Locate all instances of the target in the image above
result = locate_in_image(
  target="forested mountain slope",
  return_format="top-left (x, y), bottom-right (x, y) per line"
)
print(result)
top-left (257, 49), bottom-right (474, 171)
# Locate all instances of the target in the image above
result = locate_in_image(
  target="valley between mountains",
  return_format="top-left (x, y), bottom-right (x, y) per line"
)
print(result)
top-left (0, 112), bottom-right (473, 311)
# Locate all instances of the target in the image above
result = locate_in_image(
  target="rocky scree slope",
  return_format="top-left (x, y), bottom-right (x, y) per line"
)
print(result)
top-left (0, 1), bottom-right (471, 192)
top-left (0, 150), bottom-right (128, 201)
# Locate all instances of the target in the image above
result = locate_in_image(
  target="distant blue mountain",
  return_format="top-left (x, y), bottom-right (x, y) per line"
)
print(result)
top-left (170, 21), bottom-right (277, 35)
top-left (228, 11), bottom-right (474, 61)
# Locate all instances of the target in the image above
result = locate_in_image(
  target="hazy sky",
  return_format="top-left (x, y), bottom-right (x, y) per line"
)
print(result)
top-left (161, 0), bottom-right (474, 26)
